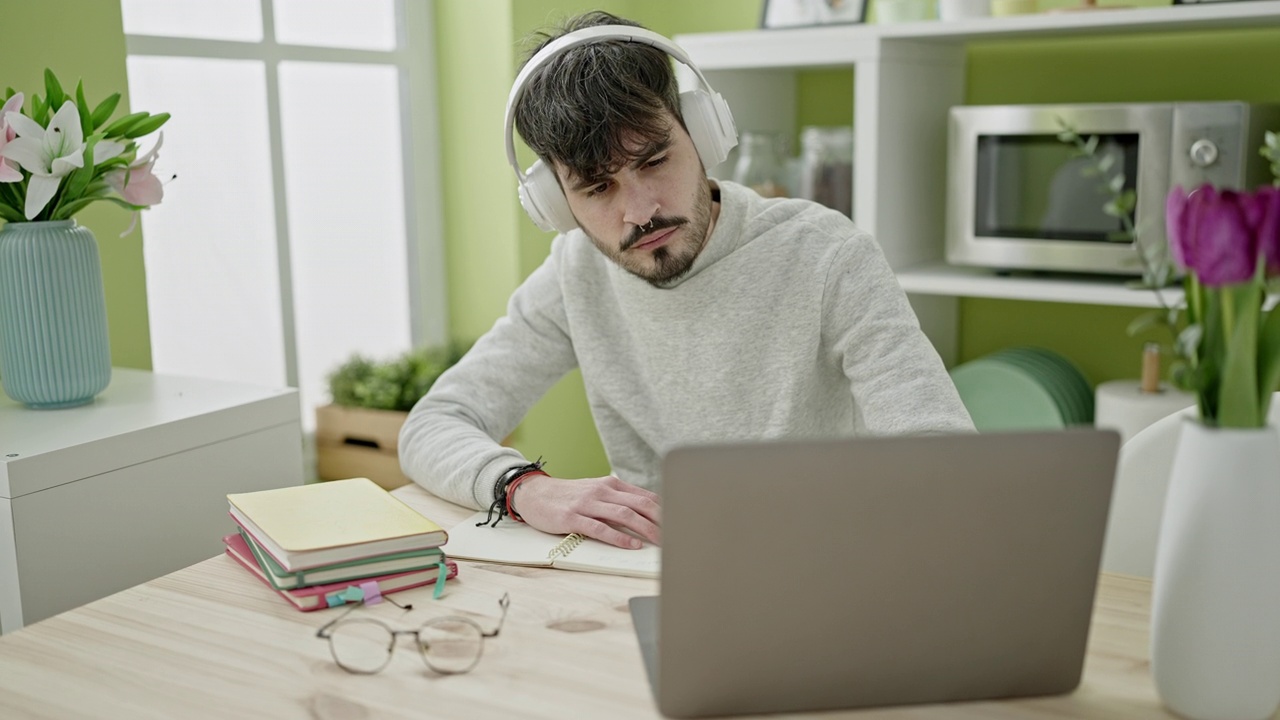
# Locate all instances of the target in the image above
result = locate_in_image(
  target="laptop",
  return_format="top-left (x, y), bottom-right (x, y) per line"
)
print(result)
top-left (630, 428), bottom-right (1120, 718)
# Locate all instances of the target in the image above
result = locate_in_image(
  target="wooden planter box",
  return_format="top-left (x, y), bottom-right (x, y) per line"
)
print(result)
top-left (315, 404), bottom-right (410, 490)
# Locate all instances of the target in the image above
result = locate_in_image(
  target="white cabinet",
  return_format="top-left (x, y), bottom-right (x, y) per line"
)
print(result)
top-left (676, 1), bottom-right (1280, 363)
top-left (0, 369), bottom-right (303, 632)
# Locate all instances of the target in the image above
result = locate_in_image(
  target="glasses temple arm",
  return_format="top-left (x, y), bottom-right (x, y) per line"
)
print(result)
top-left (482, 593), bottom-right (512, 638)
top-left (315, 602), bottom-right (362, 639)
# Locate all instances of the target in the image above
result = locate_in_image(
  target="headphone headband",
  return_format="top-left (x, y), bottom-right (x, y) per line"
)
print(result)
top-left (503, 25), bottom-right (721, 181)
top-left (504, 23), bottom-right (737, 233)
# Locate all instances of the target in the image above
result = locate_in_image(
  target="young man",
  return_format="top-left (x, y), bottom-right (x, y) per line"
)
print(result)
top-left (400, 11), bottom-right (973, 549)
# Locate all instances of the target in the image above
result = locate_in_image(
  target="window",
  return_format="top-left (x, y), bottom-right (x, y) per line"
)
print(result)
top-left (122, 0), bottom-right (447, 441)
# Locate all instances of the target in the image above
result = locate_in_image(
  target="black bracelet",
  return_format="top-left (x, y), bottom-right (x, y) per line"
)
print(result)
top-left (477, 457), bottom-right (545, 528)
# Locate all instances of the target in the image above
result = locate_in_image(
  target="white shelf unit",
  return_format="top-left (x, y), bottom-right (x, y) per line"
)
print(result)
top-left (676, 1), bottom-right (1280, 363)
top-left (896, 262), bottom-right (1183, 308)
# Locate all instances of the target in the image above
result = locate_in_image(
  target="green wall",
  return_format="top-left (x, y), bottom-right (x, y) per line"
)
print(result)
top-left (3, 0), bottom-right (152, 370)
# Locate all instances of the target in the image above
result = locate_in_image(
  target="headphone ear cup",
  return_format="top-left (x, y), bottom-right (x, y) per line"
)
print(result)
top-left (520, 159), bottom-right (578, 233)
top-left (680, 88), bottom-right (738, 170)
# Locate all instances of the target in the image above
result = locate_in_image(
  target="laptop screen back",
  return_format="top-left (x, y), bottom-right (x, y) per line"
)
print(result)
top-left (648, 429), bottom-right (1119, 718)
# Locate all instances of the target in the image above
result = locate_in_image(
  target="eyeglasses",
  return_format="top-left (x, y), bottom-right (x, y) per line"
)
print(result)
top-left (316, 593), bottom-right (510, 675)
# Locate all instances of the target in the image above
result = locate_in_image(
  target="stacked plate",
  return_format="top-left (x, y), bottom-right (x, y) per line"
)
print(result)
top-left (949, 347), bottom-right (1094, 432)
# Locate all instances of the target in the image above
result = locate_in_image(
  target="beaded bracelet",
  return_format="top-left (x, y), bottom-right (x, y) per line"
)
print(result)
top-left (477, 458), bottom-right (546, 528)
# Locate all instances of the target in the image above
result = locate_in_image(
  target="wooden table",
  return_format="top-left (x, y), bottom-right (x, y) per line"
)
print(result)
top-left (0, 484), bottom-right (1174, 719)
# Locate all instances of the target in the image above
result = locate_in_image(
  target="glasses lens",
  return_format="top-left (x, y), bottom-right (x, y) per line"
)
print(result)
top-left (328, 619), bottom-right (394, 674)
top-left (419, 617), bottom-right (484, 674)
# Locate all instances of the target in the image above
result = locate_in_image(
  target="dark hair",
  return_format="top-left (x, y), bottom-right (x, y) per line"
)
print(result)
top-left (512, 11), bottom-right (686, 185)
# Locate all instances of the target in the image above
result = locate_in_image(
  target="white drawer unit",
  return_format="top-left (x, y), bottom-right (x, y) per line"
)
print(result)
top-left (0, 369), bottom-right (304, 632)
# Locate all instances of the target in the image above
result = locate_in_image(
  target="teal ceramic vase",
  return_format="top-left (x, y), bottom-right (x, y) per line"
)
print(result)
top-left (0, 220), bottom-right (111, 408)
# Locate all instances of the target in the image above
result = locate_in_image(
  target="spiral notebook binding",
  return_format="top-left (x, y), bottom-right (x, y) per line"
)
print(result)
top-left (547, 532), bottom-right (585, 560)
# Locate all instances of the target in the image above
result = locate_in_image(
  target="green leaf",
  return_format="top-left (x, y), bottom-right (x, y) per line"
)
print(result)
top-left (43, 69), bottom-right (65, 112)
top-left (31, 94), bottom-right (47, 125)
top-left (50, 197), bottom-right (98, 220)
top-left (1083, 135), bottom-right (1099, 155)
top-left (4, 88), bottom-right (15, 101)
top-left (75, 80), bottom-right (92, 137)
top-left (95, 196), bottom-right (148, 213)
top-left (1098, 154), bottom-right (1115, 173)
top-left (1126, 310), bottom-right (1164, 338)
top-left (1258, 303), bottom-right (1280, 419)
top-left (1109, 172), bottom-right (1125, 193)
top-left (94, 155), bottom-right (131, 170)
top-left (1218, 282), bottom-right (1262, 427)
top-left (0, 204), bottom-right (25, 223)
top-left (58, 135), bottom-right (100, 206)
top-left (101, 111), bottom-right (147, 138)
top-left (1170, 360), bottom-right (1194, 393)
top-left (123, 112), bottom-right (169, 139)
top-left (89, 92), bottom-right (120, 130)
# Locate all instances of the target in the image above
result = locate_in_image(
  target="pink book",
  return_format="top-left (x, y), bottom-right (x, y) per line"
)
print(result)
top-left (223, 533), bottom-right (458, 612)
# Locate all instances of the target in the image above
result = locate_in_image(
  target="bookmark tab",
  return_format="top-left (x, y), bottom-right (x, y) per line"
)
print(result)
top-left (325, 585), bottom-right (366, 607)
top-left (433, 562), bottom-right (447, 599)
top-left (360, 581), bottom-right (383, 605)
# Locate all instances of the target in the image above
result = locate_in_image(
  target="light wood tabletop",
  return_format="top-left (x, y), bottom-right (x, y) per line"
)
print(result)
top-left (0, 483), bottom-right (1175, 719)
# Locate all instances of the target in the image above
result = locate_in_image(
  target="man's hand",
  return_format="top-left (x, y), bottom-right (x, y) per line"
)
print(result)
top-left (511, 474), bottom-right (661, 549)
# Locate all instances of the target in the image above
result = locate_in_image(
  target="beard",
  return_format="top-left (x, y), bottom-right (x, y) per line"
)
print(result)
top-left (583, 181), bottom-right (714, 287)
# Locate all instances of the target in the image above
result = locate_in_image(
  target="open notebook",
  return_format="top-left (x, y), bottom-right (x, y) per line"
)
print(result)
top-left (444, 511), bottom-right (659, 579)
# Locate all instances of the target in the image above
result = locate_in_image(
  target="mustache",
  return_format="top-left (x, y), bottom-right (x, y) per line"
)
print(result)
top-left (621, 216), bottom-right (687, 251)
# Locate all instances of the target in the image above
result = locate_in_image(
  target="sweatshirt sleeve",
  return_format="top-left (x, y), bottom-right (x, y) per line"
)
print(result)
top-left (399, 240), bottom-right (579, 508)
top-left (822, 233), bottom-right (976, 436)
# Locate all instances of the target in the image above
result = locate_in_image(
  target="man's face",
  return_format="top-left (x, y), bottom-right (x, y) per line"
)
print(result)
top-left (555, 114), bottom-right (713, 286)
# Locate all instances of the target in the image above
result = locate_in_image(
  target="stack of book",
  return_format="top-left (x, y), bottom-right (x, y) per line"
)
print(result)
top-left (223, 477), bottom-right (455, 611)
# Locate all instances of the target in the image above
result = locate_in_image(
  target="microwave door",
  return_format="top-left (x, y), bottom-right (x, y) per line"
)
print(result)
top-left (973, 133), bottom-right (1137, 244)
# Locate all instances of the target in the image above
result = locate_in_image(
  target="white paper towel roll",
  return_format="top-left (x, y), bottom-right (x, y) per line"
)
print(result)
top-left (1095, 379), bottom-right (1197, 446)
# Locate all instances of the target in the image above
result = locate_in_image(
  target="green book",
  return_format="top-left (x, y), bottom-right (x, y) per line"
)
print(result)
top-left (237, 527), bottom-right (447, 590)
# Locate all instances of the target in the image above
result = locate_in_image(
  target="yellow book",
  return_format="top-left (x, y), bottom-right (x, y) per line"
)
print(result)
top-left (227, 478), bottom-right (447, 571)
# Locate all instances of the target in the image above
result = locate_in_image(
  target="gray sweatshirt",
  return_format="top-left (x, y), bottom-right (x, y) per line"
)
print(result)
top-left (400, 181), bottom-right (974, 509)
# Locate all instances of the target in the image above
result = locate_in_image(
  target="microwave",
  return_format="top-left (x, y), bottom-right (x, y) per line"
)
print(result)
top-left (946, 102), bottom-right (1280, 276)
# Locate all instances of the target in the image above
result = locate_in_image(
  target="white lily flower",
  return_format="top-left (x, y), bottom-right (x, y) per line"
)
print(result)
top-left (0, 93), bottom-right (25, 183)
top-left (2, 101), bottom-right (125, 219)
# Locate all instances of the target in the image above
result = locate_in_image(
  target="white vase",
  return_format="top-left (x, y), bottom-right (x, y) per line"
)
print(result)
top-left (1151, 419), bottom-right (1280, 720)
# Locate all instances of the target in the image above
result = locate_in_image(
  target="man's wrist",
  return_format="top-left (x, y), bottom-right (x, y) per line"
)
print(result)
top-left (505, 470), bottom-right (548, 521)
top-left (477, 458), bottom-right (547, 527)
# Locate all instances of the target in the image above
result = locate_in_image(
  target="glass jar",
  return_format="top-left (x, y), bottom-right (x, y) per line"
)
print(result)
top-left (732, 132), bottom-right (789, 198)
top-left (797, 126), bottom-right (854, 218)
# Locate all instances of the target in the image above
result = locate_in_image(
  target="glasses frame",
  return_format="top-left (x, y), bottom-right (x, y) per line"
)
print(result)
top-left (316, 593), bottom-right (510, 675)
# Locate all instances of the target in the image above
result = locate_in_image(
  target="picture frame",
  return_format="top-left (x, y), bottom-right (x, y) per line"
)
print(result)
top-left (1172, 0), bottom-right (1265, 4)
top-left (761, 0), bottom-right (868, 29)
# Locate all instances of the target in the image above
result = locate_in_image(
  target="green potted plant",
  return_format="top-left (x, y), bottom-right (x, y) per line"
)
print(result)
top-left (316, 343), bottom-right (467, 489)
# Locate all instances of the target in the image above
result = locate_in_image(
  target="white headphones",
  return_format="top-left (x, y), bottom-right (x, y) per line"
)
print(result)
top-left (503, 25), bottom-right (738, 233)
